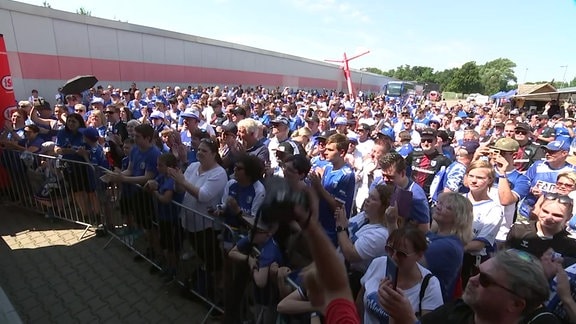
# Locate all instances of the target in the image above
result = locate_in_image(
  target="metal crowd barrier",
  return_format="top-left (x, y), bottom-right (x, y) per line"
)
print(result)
top-left (0, 148), bottom-right (292, 323)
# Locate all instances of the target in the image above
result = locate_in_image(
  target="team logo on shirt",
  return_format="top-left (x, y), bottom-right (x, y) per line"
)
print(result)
top-left (139, 162), bottom-right (146, 170)
top-left (431, 160), bottom-right (437, 167)
top-left (521, 240), bottom-right (529, 248)
top-left (247, 196), bottom-right (253, 204)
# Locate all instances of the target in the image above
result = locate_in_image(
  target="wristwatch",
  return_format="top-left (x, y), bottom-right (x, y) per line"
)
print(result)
top-left (336, 226), bottom-right (346, 233)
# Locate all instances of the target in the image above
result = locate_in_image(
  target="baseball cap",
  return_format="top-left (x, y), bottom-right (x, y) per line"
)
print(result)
top-left (277, 141), bottom-right (302, 155)
top-left (510, 109), bottom-right (519, 115)
top-left (271, 116), bottom-right (290, 126)
top-left (379, 128), bottom-right (395, 139)
top-left (491, 138), bottom-right (520, 152)
top-left (155, 99), bottom-right (165, 105)
top-left (454, 117), bottom-right (463, 122)
top-left (334, 117), bottom-right (348, 126)
top-left (359, 123), bottom-right (371, 131)
top-left (111, 92), bottom-right (120, 97)
top-left (306, 116), bottom-right (320, 124)
top-left (222, 123), bottom-right (238, 135)
top-left (317, 130), bottom-right (335, 141)
top-left (546, 140), bottom-right (570, 152)
top-left (515, 123), bottom-right (531, 132)
top-left (420, 127), bottom-right (437, 138)
top-left (460, 141), bottom-right (480, 155)
top-left (233, 107), bottom-right (247, 116)
top-left (494, 122), bottom-right (505, 128)
top-left (180, 108), bottom-right (200, 120)
top-left (436, 130), bottom-right (451, 142)
top-left (79, 127), bottom-right (100, 142)
top-left (90, 97), bottom-right (104, 105)
top-left (347, 133), bottom-right (359, 144)
top-left (150, 110), bottom-right (165, 120)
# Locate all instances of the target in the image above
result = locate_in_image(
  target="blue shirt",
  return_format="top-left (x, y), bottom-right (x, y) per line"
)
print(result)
top-left (55, 129), bottom-right (85, 161)
top-left (128, 145), bottom-right (161, 177)
top-left (425, 233), bottom-right (463, 302)
top-left (222, 179), bottom-right (266, 228)
top-left (396, 143), bottom-right (414, 158)
top-left (401, 180), bottom-right (431, 225)
top-left (317, 163), bottom-right (356, 245)
top-left (155, 174), bottom-right (184, 222)
top-left (519, 161), bottom-right (576, 219)
top-left (311, 156), bottom-right (330, 170)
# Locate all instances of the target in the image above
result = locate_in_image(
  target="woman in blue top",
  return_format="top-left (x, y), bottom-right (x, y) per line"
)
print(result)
top-left (55, 113), bottom-right (93, 219)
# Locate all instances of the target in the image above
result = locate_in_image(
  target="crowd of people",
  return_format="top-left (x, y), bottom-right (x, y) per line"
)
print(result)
top-left (2, 83), bottom-right (576, 323)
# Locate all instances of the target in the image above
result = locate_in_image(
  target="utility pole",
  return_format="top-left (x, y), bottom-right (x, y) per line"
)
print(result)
top-left (325, 51), bottom-right (370, 100)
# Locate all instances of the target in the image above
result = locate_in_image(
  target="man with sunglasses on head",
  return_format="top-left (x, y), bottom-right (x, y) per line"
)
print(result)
top-left (380, 249), bottom-right (559, 324)
top-left (513, 123), bottom-right (545, 173)
top-left (406, 128), bottom-right (451, 201)
top-left (518, 140), bottom-right (576, 220)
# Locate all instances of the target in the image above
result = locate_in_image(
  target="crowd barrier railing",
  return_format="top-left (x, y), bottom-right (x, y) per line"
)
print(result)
top-left (0, 148), bottom-right (260, 323)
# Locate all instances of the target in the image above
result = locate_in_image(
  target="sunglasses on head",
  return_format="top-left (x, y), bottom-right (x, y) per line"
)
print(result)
top-left (544, 192), bottom-right (573, 205)
top-left (384, 245), bottom-right (415, 258)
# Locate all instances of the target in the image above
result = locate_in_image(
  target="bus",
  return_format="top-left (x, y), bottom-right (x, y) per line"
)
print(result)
top-left (382, 81), bottom-right (416, 102)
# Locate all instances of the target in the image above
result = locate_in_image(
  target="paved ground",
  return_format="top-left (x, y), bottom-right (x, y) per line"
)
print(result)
top-left (0, 204), bottom-right (217, 323)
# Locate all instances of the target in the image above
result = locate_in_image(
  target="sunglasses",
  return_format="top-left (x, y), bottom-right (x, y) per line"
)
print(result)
top-left (75, 109), bottom-right (85, 112)
top-left (515, 130), bottom-right (527, 135)
top-left (105, 111), bottom-right (115, 114)
top-left (478, 272), bottom-right (521, 297)
top-left (544, 192), bottom-right (573, 205)
top-left (556, 181), bottom-right (575, 189)
top-left (384, 245), bottom-right (415, 258)
top-left (421, 138), bottom-right (435, 143)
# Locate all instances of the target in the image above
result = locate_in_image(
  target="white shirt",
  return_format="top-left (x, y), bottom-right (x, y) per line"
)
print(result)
top-left (467, 195), bottom-right (503, 256)
top-left (356, 138), bottom-right (374, 158)
top-left (180, 162), bottom-right (228, 232)
top-left (361, 257), bottom-right (443, 324)
top-left (339, 212), bottom-right (389, 272)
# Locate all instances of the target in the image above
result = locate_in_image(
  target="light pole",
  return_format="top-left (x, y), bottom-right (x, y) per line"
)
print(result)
top-left (523, 68), bottom-right (528, 83)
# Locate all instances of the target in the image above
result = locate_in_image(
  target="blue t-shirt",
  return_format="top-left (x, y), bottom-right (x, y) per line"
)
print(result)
top-left (424, 233), bottom-right (463, 302)
top-left (155, 174), bottom-right (184, 222)
top-left (128, 145), bottom-right (161, 178)
top-left (396, 143), bottom-right (414, 158)
top-left (222, 179), bottom-right (266, 228)
top-left (401, 180), bottom-right (431, 225)
top-left (55, 129), bottom-right (85, 161)
top-left (317, 164), bottom-right (356, 245)
top-left (519, 161), bottom-right (576, 219)
top-left (18, 136), bottom-right (44, 154)
top-left (311, 156), bottom-right (330, 170)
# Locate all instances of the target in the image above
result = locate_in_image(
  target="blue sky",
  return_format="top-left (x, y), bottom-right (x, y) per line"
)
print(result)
top-left (16, 0), bottom-right (576, 83)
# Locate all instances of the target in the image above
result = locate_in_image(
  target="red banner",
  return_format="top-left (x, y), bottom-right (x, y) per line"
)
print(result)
top-left (0, 34), bottom-right (16, 127)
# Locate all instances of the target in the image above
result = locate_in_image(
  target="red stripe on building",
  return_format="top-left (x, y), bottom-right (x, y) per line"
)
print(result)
top-left (11, 51), bottom-right (379, 91)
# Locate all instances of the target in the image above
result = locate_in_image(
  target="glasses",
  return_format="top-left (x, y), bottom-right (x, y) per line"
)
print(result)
top-left (404, 122), bottom-right (412, 126)
top-left (105, 111), bottom-right (115, 114)
top-left (556, 181), bottom-right (575, 189)
top-left (544, 192), bottom-right (573, 205)
top-left (385, 245), bottom-right (415, 258)
top-left (478, 272), bottom-right (521, 297)
top-left (12, 115), bottom-right (23, 119)
top-left (515, 130), bottom-right (527, 135)
top-left (75, 109), bottom-right (85, 112)
top-left (421, 138), bottom-right (434, 143)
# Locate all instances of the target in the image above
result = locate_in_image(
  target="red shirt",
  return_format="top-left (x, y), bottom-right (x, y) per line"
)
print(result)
top-left (325, 298), bottom-right (360, 324)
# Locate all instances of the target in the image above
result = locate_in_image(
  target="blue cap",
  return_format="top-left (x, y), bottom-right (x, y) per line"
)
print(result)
top-left (546, 140), bottom-right (571, 152)
top-left (379, 128), bottom-right (395, 139)
top-left (79, 127), bottom-right (100, 142)
top-left (334, 117), bottom-right (348, 126)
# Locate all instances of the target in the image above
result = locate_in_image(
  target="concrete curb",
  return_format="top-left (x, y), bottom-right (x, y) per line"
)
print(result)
top-left (0, 286), bottom-right (22, 324)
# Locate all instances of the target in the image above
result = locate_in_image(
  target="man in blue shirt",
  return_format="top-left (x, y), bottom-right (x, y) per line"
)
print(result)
top-left (379, 151), bottom-right (430, 233)
top-left (519, 140), bottom-right (576, 219)
top-left (309, 133), bottom-right (356, 246)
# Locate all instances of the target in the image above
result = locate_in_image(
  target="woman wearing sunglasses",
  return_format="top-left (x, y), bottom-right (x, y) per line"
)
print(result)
top-left (531, 171), bottom-right (576, 222)
top-left (462, 160), bottom-right (504, 286)
top-left (357, 226), bottom-right (444, 323)
top-left (506, 191), bottom-right (576, 260)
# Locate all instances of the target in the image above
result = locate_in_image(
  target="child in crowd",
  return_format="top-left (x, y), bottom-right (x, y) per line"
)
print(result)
top-left (144, 153), bottom-right (184, 282)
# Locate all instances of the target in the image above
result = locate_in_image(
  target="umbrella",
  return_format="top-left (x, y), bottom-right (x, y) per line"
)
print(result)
top-left (61, 75), bottom-right (98, 96)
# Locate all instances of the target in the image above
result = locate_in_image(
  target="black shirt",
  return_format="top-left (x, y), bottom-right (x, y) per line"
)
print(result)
top-left (506, 221), bottom-right (576, 259)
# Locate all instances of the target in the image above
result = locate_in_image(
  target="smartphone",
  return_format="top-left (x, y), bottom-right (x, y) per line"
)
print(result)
top-left (490, 148), bottom-right (500, 156)
top-left (390, 188), bottom-right (413, 219)
top-left (386, 257), bottom-right (399, 290)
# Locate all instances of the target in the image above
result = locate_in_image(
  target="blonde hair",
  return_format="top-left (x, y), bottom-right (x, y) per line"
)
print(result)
top-left (557, 171), bottom-right (576, 185)
top-left (90, 110), bottom-right (105, 126)
top-left (466, 159), bottom-right (496, 187)
top-left (436, 192), bottom-right (474, 244)
top-left (291, 126), bottom-right (312, 139)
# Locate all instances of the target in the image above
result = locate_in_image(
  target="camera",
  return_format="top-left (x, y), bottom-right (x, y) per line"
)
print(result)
top-left (259, 176), bottom-right (310, 223)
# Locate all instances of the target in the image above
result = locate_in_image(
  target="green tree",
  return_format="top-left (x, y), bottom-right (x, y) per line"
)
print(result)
top-left (479, 58), bottom-right (517, 94)
top-left (445, 61), bottom-right (483, 93)
top-left (76, 7), bottom-right (91, 16)
top-left (433, 67), bottom-right (459, 91)
top-left (364, 67), bottom-right (384, 75)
